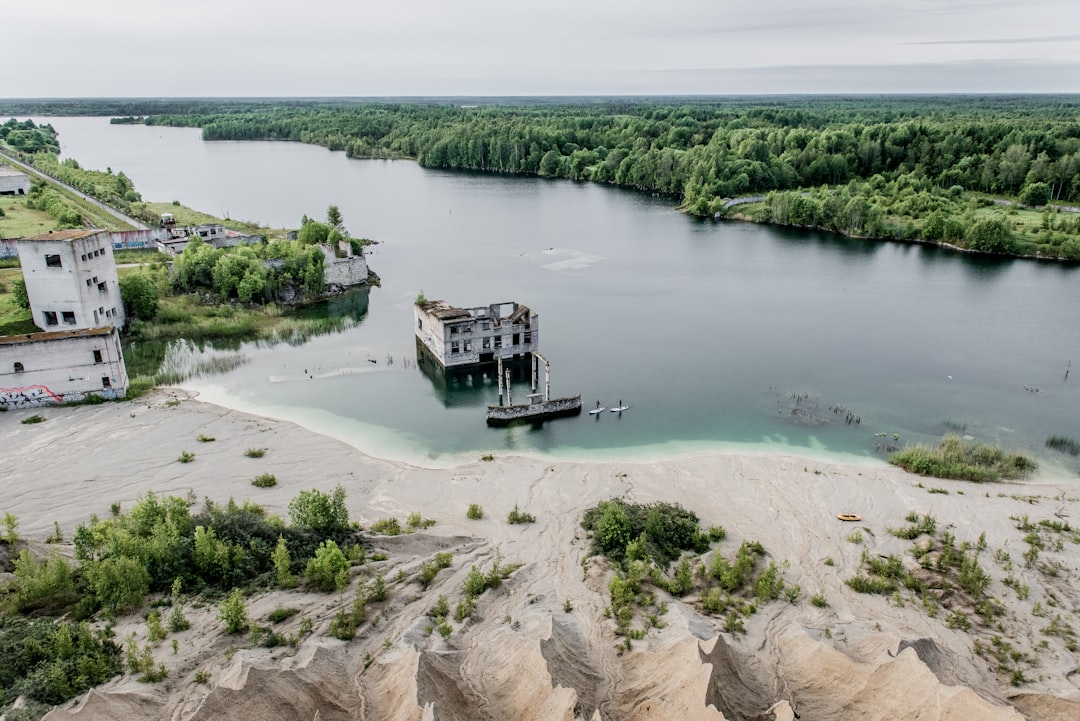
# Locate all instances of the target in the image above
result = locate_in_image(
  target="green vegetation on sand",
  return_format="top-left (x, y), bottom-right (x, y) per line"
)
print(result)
top-left (889, 435), bottom-right (1036, 482)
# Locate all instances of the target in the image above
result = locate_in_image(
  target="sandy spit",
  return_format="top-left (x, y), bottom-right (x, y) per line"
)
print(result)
top-left (0, 389), bottom-right (1077, 721)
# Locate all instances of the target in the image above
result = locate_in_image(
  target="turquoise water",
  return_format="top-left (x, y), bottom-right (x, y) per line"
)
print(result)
top-left (38, 117), bottom-right (1080, 473)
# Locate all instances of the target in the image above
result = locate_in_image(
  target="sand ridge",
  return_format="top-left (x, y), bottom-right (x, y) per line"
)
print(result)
top-left (1, 390), bottom-right (1078, 720)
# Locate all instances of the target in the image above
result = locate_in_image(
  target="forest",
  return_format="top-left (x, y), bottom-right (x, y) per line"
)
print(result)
top-left (3, 96), bottom-right (1080, 259)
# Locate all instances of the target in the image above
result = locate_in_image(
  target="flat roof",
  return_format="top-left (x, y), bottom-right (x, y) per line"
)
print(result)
top-left (0, 166), bottom-right (28, 177)
top-left (21, 229), bottom-right (107, 242)
top-left (0, 326), bottom-right (114, 346)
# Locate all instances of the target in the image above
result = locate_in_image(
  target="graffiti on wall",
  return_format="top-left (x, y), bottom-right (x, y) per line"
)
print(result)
top-left (0, 384), bottom-right (117, 409)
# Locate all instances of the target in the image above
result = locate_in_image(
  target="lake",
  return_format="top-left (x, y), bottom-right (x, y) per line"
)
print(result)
top-left (32, 117), bottom-right (1080, 472)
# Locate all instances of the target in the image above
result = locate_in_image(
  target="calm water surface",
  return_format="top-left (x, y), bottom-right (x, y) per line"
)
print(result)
top-left (35, 117), bottom-right (1080, 471)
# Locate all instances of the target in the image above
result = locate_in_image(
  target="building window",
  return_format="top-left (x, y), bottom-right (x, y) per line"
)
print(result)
top-left (102, 377), bottom-right (111, 388)
top-left (464, 341), bottom-right (472, 353)
top-left (13, 362), bottom-right (24, 372)
top-left (513, 333), bottom-right (520, 345)
top-left (81, 254), bottom-right (87, 261)
top-left (93, 350), bottom-right (103, 363)
top-left (417, 318), bottom-right (422, 330)
top-left (86, 278), bottom-right (93, 287)
top-left (111, 307), bottom-right (117, 317)
top-left (62, 311), bottom-right (76, 325)
top-left (45, 254), bottom-right (62, 267)
top-left (43, 311), bottom-right (58, 326)
top-left (482, 337), bottom-right (490, 350)
top-left (524, 332), bottom-right (532, 344)
top-left (494, 336), bottom-right (502, 349)
top-left (450, 342), bottom-right (460, 354)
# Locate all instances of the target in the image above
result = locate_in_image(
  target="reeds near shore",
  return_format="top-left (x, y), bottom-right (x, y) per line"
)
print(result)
top-left (889, 435), bottom-right (1036, 482)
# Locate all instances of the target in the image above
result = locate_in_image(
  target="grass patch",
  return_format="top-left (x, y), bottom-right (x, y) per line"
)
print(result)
top-left (889, 435), bottom-right (1036, 482)
top-left (245, 448), bottom-right (265, 458)
top-left (20, 414), bottom-right (45, 425)
top-left (251, 473), bottom-right (277, 488)
top-left (197, 434), bottom-right (215, 442)
top-left (466, 503), bottom-right (484, 520)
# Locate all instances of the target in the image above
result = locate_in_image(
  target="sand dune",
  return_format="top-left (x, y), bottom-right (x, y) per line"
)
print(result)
top-left (1, 390), bottom-right (1078, 720)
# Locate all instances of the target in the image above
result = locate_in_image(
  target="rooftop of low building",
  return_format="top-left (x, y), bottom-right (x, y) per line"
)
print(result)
top-left (0, 326), bottom-right (114, 346)
top-left (21, 229), bottom-right (107, 242)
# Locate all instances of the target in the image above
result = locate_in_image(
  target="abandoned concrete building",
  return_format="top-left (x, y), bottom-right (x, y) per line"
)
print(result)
top-left (414, 299), bottom-right (539, 369)
top-left (18, 229), bottom-right (126, 330)
top-left (0, 166), bottom-right (30, 195)
top-left (0, 327), bottom-right (128, 408)
top-left (0, 229), bottom-right (129, 408)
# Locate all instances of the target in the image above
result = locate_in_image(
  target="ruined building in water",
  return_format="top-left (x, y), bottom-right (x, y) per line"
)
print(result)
top-left (0, 229), bottom-right (129, 408)
top-left (414, 300), bottom-right (538, 369)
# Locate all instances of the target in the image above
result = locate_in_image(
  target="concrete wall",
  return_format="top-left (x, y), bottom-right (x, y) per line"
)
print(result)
top-left (0, 238), bottom-right (16, 258)
top-left (0, 327), bottom-right (128, 409)
top-left (106, 228), bottom-right (172, 250)
top-left (0, 169), bottom-right (30, 195)
top-left (18, 232), bottom-right (126, 330)
top-left (324, 255), bottom-right (369, 288)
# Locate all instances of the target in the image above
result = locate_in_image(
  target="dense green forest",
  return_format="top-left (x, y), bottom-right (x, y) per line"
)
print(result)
top-left (3, 97), bottom-right (1080, 259)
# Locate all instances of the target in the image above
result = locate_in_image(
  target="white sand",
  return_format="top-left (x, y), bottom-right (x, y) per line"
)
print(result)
top-left (1, 390), bottom-right (1078, 720)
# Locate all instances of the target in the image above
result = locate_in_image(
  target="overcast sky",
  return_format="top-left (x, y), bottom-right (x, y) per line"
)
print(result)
top-left (7, 0), bottom-right (1080, 97)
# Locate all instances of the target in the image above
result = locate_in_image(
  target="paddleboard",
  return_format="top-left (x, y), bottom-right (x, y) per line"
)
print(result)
top-left (589, 407), bottom-right (606, 415)
top-left (610, 406), bottom-right (629, 412)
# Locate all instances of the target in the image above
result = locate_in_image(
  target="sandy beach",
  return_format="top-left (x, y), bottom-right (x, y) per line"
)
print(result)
top-left (1, 389), bottom-right (1078, 720)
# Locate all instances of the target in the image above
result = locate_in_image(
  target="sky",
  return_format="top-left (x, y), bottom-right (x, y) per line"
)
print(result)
top-left (6, 0), bottom-right (1080, 97)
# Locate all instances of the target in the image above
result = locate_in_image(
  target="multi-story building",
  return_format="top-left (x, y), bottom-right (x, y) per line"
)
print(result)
top-left (414, 299), bottom-right (538, 369)
top-left (0, 229), bottom-right (130, 408)
top-left (18, 229), bottom-right (126, 331)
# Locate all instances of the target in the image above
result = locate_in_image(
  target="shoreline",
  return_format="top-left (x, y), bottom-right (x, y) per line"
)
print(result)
top-left (177, 383), bottom-right (1079, 483)
top-left (3, 388), bottom-right (1080, 720)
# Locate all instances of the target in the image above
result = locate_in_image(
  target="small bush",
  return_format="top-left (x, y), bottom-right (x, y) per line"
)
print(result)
top-left (218, 589), bottom-right (248, 634)
top-left (811, 593), bottom-right (828, 608)
top-left (251, 473), bottom-right (277, 488)
top-left (245, 448), bottom-right (266, 458)
top-left (21, 414), bottom-right (45, 425)
top-left (507, 503), bottom-right (536, 524)
top-left (466, 503), bottom-right (484, 520)
top-left (406, 512), bottom-right (435, 531)
top-left (197, 434), bottom-right (216, 443)
top-left (370, 518), bottom-right (402, 535)
top-left (177, 450), bottom-right (195, 463)
top-left (305, 540), bottom-right (350, 592)
top-left (267, 607), bottom-right (300, 623)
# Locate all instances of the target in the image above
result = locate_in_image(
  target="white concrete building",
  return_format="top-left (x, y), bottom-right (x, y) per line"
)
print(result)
top-left (414, 299), bottom-right (539, 369)
top-left (0, 166), bottom-right (30, 195)
top-left (18, 229), bottom-right (126, 331)
top-left (0, 327), bottom-right (128, 408)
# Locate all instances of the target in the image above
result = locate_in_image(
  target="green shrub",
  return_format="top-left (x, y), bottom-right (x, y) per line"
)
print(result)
top-left (406, 512), bottom-right (435, 531)
top-left (177, 450), bottom-right (195, 463)
top-left (244, 448), bottom-right (265, 458)
top-left (466, 504), bottom-right (484, 520)
top-left (811, 593), bottom-right (828, 608)
top-left (507, 503), bottom-right (536, 524)
top-left (305, 540), bottom-right (350, 592)
top-left (288, 485), bottom-right (350, 533)
top-left (218, 589), bottom-right (248, 634)
top-left (370, 517), bottom-right (402, 535)
top-left (267, 607), bottom-right (300, 623)
top-left (21, 414), bottom-right (45, 425)
top-left (251, 473), bottom-right (277, 488)
top-left (197, 434), bottom-right (216, 442)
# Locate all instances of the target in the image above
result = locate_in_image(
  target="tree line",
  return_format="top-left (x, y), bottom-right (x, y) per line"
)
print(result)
top-left (5, 97), bottom-right (1080, 258)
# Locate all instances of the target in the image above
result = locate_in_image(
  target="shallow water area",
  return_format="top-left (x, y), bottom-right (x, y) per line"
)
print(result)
top-left (27, 116), bottom-right (1080, 477)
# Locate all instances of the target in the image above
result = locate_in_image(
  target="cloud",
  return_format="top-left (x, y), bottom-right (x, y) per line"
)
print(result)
top-left (910, 35), bottom-right (1080, 46)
